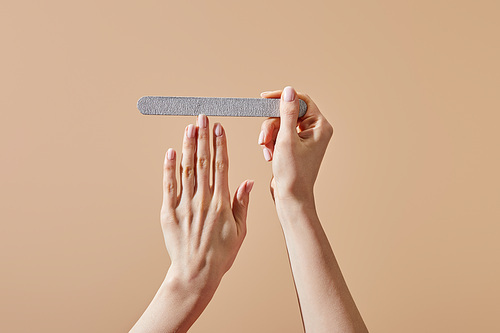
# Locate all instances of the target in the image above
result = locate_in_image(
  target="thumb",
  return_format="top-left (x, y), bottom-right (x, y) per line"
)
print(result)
top-left (279, 86), bottom-right (300, 135)
top-left (232, 180), bottom-right (254, 232)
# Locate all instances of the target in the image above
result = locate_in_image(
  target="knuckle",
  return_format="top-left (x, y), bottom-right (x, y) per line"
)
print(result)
top-left (160, 209), bottom-right (177, 226)
top-left (198, 130), bottom-right (208, 141)
top-left (183, 139), bottom-right (194, 150)
top-left (215, 160), bottom-right (226, 172)
top-left (183, 165), bottom-right (194, 178)
top-left (262, 119), bottom-right (276, 130)
top-left (164, 162), bottom-right (175, 172)
top-left (213, 197), bottom-right (226, 213)
top-left (176, 204), bottom-right (193, 221)
top-left (185, 210), bottom-right (193, 222)
top-left (281, 108), bottom-right (299, 120)
top-left (281, 105), bottom-right (296, 115)
top-left (193, 194), bottom-right (209, 208)
top-left (215, 137), bottom-right (225, 147)
top-left (165, 181), bottom-right (176, 194)
top-left (197, 157), bottom-right (208, 169)
top-left (322, 121), bottom-right (334, 138)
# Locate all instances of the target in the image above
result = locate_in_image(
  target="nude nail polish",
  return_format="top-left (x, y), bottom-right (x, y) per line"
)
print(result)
top-left (263, 148), bottom-right (272, 161)
top-left (282, 86), bottom-right (295, 102)
top-left (246, 180), bottom-right (254, 193)
top-left (187, 124), bottom-right (196, 138)
top-left (198, 114), bottom-right (207, 128)
top-left (167, 149), bottom-right (175, 160)
top-left (215, 123), bottom-right (223, 137)
top-left (258, 131), bottom-right (265, 144)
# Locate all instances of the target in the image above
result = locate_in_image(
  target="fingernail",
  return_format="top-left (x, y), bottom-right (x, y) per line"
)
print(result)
top-left (263, 148), bottom-right (272, 161)
top-left (215, 123), bottom-right (223, 137)
top-left (187, 124), bottom-right (196, 138)
top-left (260, 91), bottom-right (271, 97)
top-left (282, 86), bottom-right (295, 102)
top-left (258, 131), bottom-right (265, 144)
top-left (198, 114), bottom-right (207, 128)
top-left (167, 148), bottom-right (175, 160)
top-left (246, 180), bottom-right (254, 193)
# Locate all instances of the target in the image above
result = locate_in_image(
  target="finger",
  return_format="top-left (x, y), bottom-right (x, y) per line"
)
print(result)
top-left (232, 180), bottom-right (254, 235)
top-left (258, 118), bottom-right (280, 146)
top-left (196, 114), bottom-right (210, 197)
top-left (162, 148), bottom-right (177, 211)
top-left (260, 90), bottom-right (282, 98)
top-left (212, 123), bottom-right (230, 198)
top-left (294, 92), bottom-right (333, 141)
top-left (180, 124), bottom-right (197, 200)
top-left (296, 92), bottom-right (322, 117)
top-left (279, 86), bottom-right (300, 136)
top-left (262, 146), bottom-right (273, 162)
top-left (262, 89), bottom-right (319, 117)
top-left (260, 117), bottom-right (280, 161)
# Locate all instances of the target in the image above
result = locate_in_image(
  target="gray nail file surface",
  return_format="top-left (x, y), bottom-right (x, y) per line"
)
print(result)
top-left (137, 96), bottom-right (307, 117)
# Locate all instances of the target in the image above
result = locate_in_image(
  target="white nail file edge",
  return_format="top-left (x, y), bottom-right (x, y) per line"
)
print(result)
top-left (137, 96), bottom-right (308, 117)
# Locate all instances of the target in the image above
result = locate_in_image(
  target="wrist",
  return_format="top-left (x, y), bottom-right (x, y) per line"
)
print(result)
top-left (145, 266), bottom-right (220, 333)
top-left (164, 264), bottom-right (221, 300)
top-left (275, 194), bottom-right (318, 225)
top-left (273, 184), bottom-right (315, 204)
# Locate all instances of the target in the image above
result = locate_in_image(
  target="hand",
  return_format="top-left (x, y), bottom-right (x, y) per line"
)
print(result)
top-left (258, 86), bottom-right (333, 203)
top-left (257, 90), bottom-right (368, 332)
top-left (130, 115), bottom-right (253, 333)
top-left (162, 114), bottom-right (254, 292)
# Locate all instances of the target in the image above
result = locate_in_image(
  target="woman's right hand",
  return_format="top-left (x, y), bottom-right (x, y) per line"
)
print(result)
top-left (258, 88), bottom-right (369, 333)
top-left (258, 86), bottom-right (334, 204)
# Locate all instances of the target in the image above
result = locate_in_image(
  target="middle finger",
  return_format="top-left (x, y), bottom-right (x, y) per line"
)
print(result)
top-left (195, 114), bottom-right (210, 198)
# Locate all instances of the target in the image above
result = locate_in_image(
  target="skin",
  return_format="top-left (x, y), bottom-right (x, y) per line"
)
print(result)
top-left (131, 86), bottom-right (368, 332)
top-left (130, 115), bottom-right (253, 333)
top-left (259, 86), bottom-right (368, 332)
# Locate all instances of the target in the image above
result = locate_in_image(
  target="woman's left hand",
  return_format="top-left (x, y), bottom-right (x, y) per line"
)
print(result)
top-left (162, 114), bottom-right (253, 292)
top-left (131, 115), bottom-right (253, 333)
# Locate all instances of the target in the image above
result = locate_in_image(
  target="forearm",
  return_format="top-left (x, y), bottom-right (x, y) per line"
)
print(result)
top-left (276, 197), bottom-right (368, 333)
top-left (130, 268), bottom-right (219, 333)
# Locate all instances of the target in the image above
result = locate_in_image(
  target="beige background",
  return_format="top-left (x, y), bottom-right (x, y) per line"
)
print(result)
top-left (1, 0), bottom-right (499, 332)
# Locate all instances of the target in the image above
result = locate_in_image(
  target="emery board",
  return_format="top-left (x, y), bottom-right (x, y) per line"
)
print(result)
top-left (137, 96), bottom-right (308, 118)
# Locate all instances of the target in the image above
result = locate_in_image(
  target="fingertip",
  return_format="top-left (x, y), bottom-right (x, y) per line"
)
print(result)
top-left (214, 122), bottom-right (223, 137)
top-left (166, 148), bottom-right (176, 161)
top-left (236, 182), bottom-right (245, 201)
top-left (263, 147), bottom-right (272, 161)
top-left (237, 180), bottom-right (253, 202)
top-left (163, 149), bottom-right (178, 209)
top-left (165, 149), bottom-right (176, 168)
top-left (260, 90), bottom-right (283, 99)
top-left (198, 114), bottom-right (208, 129)
top-left (246, 180), bottom-right (254, 194)
top-left (282, 86), bottom-right (296, 103)
top-left (258, 130), bottom-right (265, 145)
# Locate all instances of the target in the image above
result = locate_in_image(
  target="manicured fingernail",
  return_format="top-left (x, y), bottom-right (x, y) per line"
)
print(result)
top-left (260, 91), bottom-right (271, 97)
top-left (258, 131), bottom-right (265, 144)
top-left (282, 86), bottom-right (295, 102)
top-left (187, 124), bottom-right (196, 138)
top-left (167, 148), bottom-right (175, 160)
top-left (263, 148), bottom-right (272, 161)
top-left (215, 123), bottom-right (223, 137)
top-left (246, 180), bottom-right (254, 193)
top-left (198, 114), bottom-right (207, 128)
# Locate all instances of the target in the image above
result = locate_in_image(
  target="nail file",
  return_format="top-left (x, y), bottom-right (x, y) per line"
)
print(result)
top-left (137, 96), bottom-right (307, 117)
